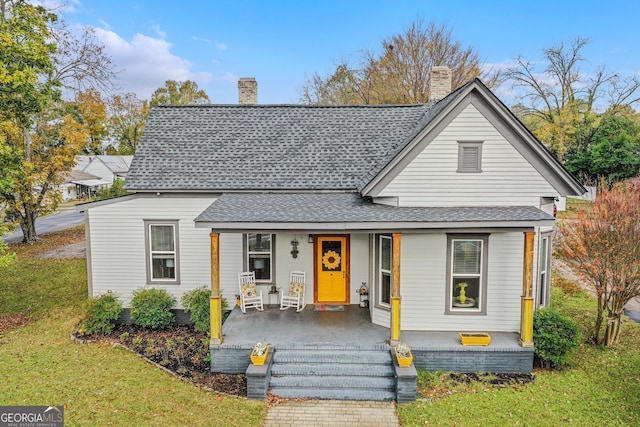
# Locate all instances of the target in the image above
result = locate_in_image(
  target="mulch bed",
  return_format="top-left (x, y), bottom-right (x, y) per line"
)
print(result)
top-left (76, 324), bottom-right (247, 397)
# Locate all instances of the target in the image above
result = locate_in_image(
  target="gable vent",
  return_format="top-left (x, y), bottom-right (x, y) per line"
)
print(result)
top-left (457, 142), bottom-right (483, 173)
top-left (462, 147), bottom-right (479, 169)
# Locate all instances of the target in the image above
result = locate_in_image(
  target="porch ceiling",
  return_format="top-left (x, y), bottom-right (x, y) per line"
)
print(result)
top-left (194, 192), bottom-right (555, 231)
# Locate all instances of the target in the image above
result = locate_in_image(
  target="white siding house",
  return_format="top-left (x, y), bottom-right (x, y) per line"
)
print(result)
top-left (79, 72), bottom-right (584, 377)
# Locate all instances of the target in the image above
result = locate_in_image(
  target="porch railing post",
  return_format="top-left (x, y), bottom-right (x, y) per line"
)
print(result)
top-left (390, 232), bottom-right (402, 346)
top-left (210, 232), bottom-right (223, 345)
top-left (519, 231), bottom-right (535, 348)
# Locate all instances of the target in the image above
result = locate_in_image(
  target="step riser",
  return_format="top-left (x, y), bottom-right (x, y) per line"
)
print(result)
top-left (271, 364), bottom-right (394, 377)
top-left (270, 387), bottom-right (396, 401)
top-left (269, 349), bottom-right (397, 401)
top-left (270, 376), bottom-right (395, 389)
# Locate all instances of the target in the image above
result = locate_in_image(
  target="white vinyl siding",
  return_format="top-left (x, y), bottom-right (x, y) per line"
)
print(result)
top-left (87, 195), bottom-right (242, 307)
top-left (372, 233), bottom-right (523, 332)
top-left (378, 104), bottom-right (559, 206)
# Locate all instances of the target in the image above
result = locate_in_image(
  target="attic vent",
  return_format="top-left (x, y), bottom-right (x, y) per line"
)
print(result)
top-left (457, 141), bottom-right (483, 173)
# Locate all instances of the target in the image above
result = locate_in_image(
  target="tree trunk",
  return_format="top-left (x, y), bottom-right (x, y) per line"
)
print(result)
top-left (19, 206), bottom-right (39, 243)
top-left (604, 312), bottom-right (622, 346)
top-left (594, 293), bottom-right (606, 344)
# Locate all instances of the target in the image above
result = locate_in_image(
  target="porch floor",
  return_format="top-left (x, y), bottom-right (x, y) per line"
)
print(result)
top-left (219, 304), bottom-right (524, 352)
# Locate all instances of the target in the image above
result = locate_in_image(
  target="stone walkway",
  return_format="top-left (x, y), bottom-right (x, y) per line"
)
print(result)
top-left (264, 400), bottom-right (400, 427)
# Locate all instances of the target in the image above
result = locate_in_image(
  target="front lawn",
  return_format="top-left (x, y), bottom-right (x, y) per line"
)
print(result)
top-left (398, 286), bottom-right (640, 426)
top-left (0, 229), bottom-right (265, 426)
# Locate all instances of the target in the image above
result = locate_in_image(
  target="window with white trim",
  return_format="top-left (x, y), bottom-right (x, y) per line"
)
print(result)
top-left (245, 233), bottom-right (274, 282)
top-left (145, 220), bottom-right (179, 284)
top-left (446, 235), bottom-right (488, 314)
top-left (378, 235), bottom-right (392, 308)
top-left (538, 234), bottom-right (551, 307)
top-left (457, 141), bottom-right (483, 173)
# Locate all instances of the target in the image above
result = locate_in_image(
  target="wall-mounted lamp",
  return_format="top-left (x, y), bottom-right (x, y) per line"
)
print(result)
top-left (290, 239), bottom-right (299, 258)
top-left (308, 234), bottom-right (314, 244)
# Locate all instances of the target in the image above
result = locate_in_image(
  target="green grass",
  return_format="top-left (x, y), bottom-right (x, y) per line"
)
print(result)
top-left (0, 229), bottom-right (265, 426)
top-left (398, 288), bottom-right (640, 426)
top-left (4, 228), bottom-right (640, 426)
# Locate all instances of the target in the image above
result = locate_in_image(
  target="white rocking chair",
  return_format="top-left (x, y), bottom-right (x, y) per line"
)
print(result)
top-left (280, 270), bottom-right (306, 312)
top-left (238, 271), bottom-right (264, 313)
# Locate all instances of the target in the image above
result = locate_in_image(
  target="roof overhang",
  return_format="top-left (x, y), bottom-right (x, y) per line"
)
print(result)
top-left (194, 193), bottom-right (555, 232)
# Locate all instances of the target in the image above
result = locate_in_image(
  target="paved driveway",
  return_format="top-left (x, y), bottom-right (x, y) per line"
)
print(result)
top-left (2, 210), bottom-right (84, 244)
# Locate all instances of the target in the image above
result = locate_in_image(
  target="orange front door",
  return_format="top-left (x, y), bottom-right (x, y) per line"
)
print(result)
top-left (315, 236), bottom-right (349, 303)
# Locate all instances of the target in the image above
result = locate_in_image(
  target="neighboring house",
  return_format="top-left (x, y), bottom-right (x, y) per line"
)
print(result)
top-left (60, 170), bottom-right (108, 201)
top-left (60, 155), bottom-right (132, 201)
top-left (78, 71), bottom-right (584, 378)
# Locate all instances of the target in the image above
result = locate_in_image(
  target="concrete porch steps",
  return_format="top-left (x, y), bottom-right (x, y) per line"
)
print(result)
top-left (269, 348), bottom-right (396, 401)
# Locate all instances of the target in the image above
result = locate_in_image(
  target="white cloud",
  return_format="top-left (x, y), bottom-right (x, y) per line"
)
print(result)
top-left (152, 24), bottom-right (166, 39)
top-left (92, 27), bottom-right (212, 99)
top-left (215, 42), bottom-right (227, 51)
top-left (193, 36), bottom-right (212, 44)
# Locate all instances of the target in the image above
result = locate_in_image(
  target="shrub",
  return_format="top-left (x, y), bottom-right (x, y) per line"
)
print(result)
top-left (533, 307), bottom-right (581, 369)
top-left (130, 288), bottom-right (176, 329)
top-left (79, 291), bottom-right (123, 335)
top-left (181, 286), bottom-right (230, 333)
top-left (182, 286), bottom-right (211, 333)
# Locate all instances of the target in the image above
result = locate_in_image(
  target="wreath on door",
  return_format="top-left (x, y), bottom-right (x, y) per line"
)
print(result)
top-left (322, 250), bottom-right (341, 270)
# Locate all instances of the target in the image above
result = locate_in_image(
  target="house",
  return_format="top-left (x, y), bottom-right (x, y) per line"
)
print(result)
top-left (60, 170), bottom-right (109, 201)
top-left (68, 155), bottom-right (133, 201)
top-left (78, 71), bottom-right (584, 399)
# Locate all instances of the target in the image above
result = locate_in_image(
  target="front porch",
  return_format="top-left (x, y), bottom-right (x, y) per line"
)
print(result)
top-left (210, 304), bottom-right (533, 375)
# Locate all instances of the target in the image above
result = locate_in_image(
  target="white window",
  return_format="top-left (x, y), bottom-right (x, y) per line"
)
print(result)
top-left (446, 235), bottom-right (488, 314)
top-left (457, 141), bottom-right (483, 173)
top-left (245, 233), bottom-right (274, 282)
top-left (378, 235), bottom-right (392, 308)
top-left (145, 221), bottom-right (179, 284)
top-left (538, 235), bottom-right (551, 307)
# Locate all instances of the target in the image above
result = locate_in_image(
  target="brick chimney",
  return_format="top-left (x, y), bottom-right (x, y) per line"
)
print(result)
top-left (429, 66), bottom-right (452, 103)
top-left (238, 77), bottom-right (257, 105)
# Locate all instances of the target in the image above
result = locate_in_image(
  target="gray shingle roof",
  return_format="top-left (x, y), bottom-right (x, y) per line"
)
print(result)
top-left (194, 193), bottom-right (554, 228)
top-left (124, 104), bottom-right (434, 191)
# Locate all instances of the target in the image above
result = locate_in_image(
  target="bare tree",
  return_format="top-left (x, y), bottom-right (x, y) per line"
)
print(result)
top-left (505, 38), bottom-right (640, 159)
top-left (300, 20), bottom-right (500, 105)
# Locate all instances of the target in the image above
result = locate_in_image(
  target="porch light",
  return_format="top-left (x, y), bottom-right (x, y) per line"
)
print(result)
top-left (291, 239), bottom-right (299, 259)
top-left (308, 234), bottom-right (313, 244)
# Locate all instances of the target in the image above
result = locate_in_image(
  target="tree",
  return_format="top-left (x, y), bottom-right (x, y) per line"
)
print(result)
top-left (107, 93), bottom-right (149, 155)
top-left (0, 0), bottom-right (116, 242)
top-left (505, 38), bottom-right (640, 161)
top-left (71, 89), bottom-right (109, 154)
top-left (564, 111), bottom-right (640, 183)
top-left (557, 182), bottom-right (640, 346)
top-left (299, 20), bottom-right (500, 105)
top-left (150, 80), bottom-right (210, 106)
top-left (0, 140), bottom-right (18, 267)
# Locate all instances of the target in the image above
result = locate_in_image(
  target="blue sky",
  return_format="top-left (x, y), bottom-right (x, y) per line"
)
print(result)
top-left (58, 0), bottom-right (640, 105)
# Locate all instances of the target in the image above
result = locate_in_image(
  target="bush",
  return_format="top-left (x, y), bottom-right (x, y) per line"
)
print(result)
top-left (79, 291), bottom-right (123, 335)
top-left (182, 287), bottom-right (230, 333)
top-left (533, 307), bottom-right (581, 368)
top-left (130, 288), bottom-right (176, 329)
top-left (182, 287), bottom-right (211, 333)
